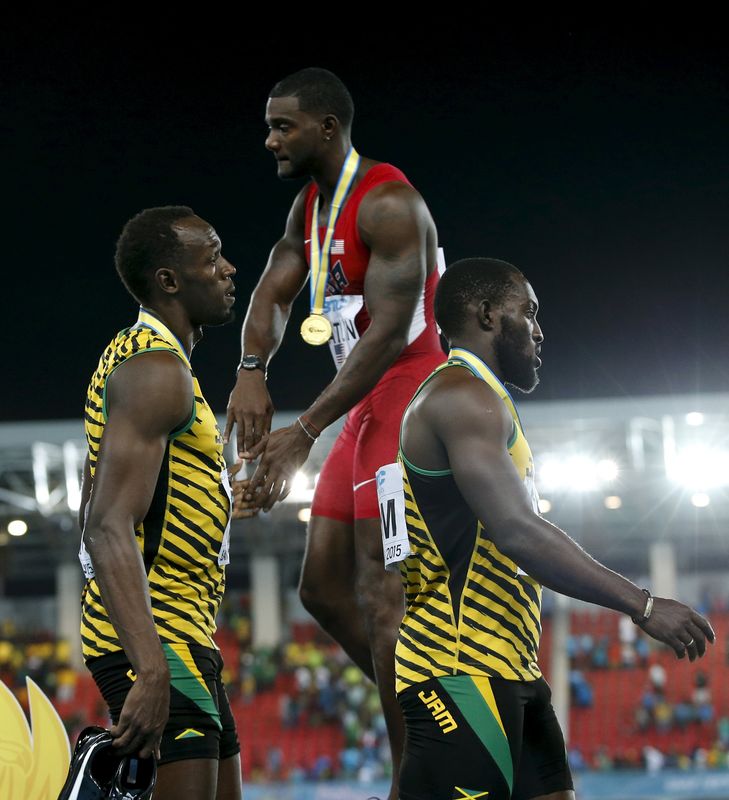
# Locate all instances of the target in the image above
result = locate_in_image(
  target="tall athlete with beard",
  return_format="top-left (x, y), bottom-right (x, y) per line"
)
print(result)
top-left (393, 258), bottom-right (714, 800)
top-left (225, 68), bottom-right (444, 797)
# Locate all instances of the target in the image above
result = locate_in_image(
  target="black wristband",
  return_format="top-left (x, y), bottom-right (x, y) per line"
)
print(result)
top-left (237, 355), bottom-right (266, 376)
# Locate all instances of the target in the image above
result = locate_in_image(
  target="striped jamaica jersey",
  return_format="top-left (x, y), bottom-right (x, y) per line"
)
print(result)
top-left (395, 348), bottom-right (542, 694)
top-left (81, 308), bottom-right (232, 662)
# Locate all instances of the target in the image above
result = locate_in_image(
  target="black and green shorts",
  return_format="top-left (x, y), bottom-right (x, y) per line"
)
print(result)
top-left (88, 642), bottom-right (240, 765)
top-left (398, 674), bottom-right (573, 800)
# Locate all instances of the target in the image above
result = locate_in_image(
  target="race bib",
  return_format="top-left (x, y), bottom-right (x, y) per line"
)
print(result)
top-left (219, 467), bottom-right (233, 566)
top-left (78, 502), bottom-right (95, 579)
top-left (78, 537), bottom-right (95, 580)
top-left (323, 294), bottom-right (363, 370)
top-left (376, 463), bottom-right (411, 572)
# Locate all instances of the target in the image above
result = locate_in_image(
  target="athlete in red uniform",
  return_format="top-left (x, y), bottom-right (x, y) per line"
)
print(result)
top-left (225, 68), bottom-right (444, 799)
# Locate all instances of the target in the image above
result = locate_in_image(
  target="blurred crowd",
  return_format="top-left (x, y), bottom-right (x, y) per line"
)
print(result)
top-left (1, 598), bottom-right (729, 783)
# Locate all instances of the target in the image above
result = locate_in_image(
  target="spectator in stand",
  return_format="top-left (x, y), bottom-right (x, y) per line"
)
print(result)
top-left (590, 636), bottom-right (609, 669)
top-left (692, 670), bottom-right (715, 724)
top-left (654, 697), bottom-right (673, 733)
top-left (635, 632), bottom-right (650, 666)
top-left (619, 614), bottom-right (638, 668)
top-left (594, 746), bottom-right (614, 771)
top-left (717, 716), bottom-right (729, 746)
top-left (673, 698), bottom-right (694, 729)
top-left (649, 661), bottom-right (667, 694)
top-left (643, 745), bottom-right (665, 773)
top-left (569, 669), bottom-right (594, 707)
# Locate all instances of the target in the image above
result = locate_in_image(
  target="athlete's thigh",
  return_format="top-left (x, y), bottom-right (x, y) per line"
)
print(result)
top-left (300, 514), bottom-right (356, 592)
top-left (154, 758), bottom-right (218, 800)
top-left (399, 675), bottom-right (525, 800)
top-left (352, 372), bottom-right (422, 522)
top-left (303, 412), bottom-right (358, 589)
top-left (310, 412), bottom-right (358, 524)
top-left (512, 679), bottom-right (573, 800)
top-left (215, 754), bottom-right (243, 800)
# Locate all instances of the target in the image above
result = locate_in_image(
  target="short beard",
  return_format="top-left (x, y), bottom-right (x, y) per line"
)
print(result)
top-left (496, 317), bottom-right (539, 394)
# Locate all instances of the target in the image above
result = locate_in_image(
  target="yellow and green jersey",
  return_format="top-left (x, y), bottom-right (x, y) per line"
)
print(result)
top-left (396, 348), bottom-right (542, 694)
top-left (81, 308), bottom-right (231, 662)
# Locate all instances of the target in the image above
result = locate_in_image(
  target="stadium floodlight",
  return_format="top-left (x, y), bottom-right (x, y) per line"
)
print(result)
top-left (667, 445), bottom-right (729, 491)
top-left (596, 459), bottom-right (619, 482)
top-left (604, 495), bottom-right (622, 510)
top-left (538, 498), bottom-right (552, 513)
top-left (298, 507), bottom-right (312, 523)
top-left (691, 493), bottom-right (711, 508)
top-left (8, 519), bottom-right (28, 537)
top-left (685, 412), bottom-right (705, 427)
top-left (537, 455), bottom-right (619, 493)
top-left (64, 441), bottom-right (82, 512)
top-left (284, 471), bottom-right (315, 503)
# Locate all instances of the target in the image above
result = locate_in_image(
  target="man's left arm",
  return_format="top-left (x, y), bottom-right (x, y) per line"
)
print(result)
top-left (248, 183), bottom-right (434, 509)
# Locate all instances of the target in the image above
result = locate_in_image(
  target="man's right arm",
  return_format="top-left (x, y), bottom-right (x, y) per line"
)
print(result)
top-left (84, 351), bottom-right (194, 757)
top-left (429, 374), bottom-right (715, 660)
top-left (225, 188), bottom-right (310, 456)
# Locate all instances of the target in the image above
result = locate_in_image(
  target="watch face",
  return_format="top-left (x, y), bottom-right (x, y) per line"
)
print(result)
top-left (241, 356), bottom-right (263, 370)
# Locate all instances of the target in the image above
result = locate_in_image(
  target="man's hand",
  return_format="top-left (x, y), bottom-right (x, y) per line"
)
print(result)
top-left (246, 423), bottom-right (315, 512)
top-left (224, 370), bottom-right (274, 458)
top-left (639, 598), bottom-right (715, 661)
top-left (232, 477), bottom-right (260, 519)
top-left (111, 668), bottom-right (170, 759)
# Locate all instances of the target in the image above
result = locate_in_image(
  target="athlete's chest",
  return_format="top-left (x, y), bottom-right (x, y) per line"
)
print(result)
top-left (305, 212), bottom-right (369, 295)
top-left (176, 376), bottom-right (225, 470)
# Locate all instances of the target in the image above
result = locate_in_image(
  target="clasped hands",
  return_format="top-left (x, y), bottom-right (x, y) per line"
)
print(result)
top-left (230, 421), bottom-right (317, 517)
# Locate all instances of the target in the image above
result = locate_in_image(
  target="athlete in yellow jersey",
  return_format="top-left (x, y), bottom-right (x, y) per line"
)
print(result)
top-left (78, 206), bottom-right (248, 799)
top-left (393, 257), bottom-right (715, 800)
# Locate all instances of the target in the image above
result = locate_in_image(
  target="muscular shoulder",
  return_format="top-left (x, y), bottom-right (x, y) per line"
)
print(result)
top-left (421, 367), bottom-right (513, 442)
top-left (106, 350), bottom-right (193, 435)
top-left (358, 180), bottom-right (427, 227)
top-left (357, 181), bottom-right (433, 254)
top-left (403, 366), bottom-right (512, 470)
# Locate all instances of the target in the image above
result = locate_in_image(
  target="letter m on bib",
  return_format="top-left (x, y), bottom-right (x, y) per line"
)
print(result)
top-left (380, 497), bottom-right (397, 539)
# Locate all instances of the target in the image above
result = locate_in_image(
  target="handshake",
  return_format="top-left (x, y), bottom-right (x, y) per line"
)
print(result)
top-left (226, 416), bottom-right (321, 518)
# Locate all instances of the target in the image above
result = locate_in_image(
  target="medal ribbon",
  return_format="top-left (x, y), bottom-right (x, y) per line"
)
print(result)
top-left (448, 347), bottom-right (525, 434)
top-left (309, 146), bottom-right (361, 315)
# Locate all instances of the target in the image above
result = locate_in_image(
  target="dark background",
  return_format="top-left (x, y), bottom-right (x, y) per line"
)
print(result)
top-left (3, 21), bottom-right (728, 421)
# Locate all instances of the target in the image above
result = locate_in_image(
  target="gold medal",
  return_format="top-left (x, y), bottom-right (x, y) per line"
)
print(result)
top-left (300, 314), bottom-right (333, 345)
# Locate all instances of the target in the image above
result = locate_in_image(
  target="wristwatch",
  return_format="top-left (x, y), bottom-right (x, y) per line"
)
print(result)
top-left (237, 355), bottom-right (267, 376)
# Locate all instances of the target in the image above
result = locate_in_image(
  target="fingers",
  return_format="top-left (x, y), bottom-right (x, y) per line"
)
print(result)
top-left (246, 464), bottom-right (289, 512)
top-left (666, 633), bottom-right (689, 660)
top-left (241, 414), bottom-right (271, 457)
top-left (233, 506), bottom-right (260, 519)
top-left (683, 622), bottom-right (707, 658)
top-left (242, 434), bottom-right (269, 464)
top-left (692, 612), bottom-right (716, 644)
top-left (227, 458), bottom-right (243, 480)
top-left (111, 717), bottom-right (159, 758)
top-left (223, 405), bottom-right (235, 446)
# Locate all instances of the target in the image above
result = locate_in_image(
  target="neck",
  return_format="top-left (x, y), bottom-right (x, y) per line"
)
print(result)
top-left (312, 138), bottom-right (354, 203)
top-left (450, 337), bottom-right (503, 382)
top-left (142, 303), bottom-right (201, 355)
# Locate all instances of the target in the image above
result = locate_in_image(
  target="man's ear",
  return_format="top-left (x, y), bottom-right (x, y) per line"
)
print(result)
top-left (477, 299), bottom-right (496, 331)
top-left (321, 114), bottom-right (339, 141)
top-left (155, 268), bottom-right (179, 296)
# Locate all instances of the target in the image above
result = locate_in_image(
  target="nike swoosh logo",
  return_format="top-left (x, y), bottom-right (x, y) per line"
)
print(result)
top-left (353, 478), bottom-right (376, 492)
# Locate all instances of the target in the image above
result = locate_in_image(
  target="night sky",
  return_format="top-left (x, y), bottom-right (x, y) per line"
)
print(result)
top-left (4, 23), bottom-right (728, 422)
